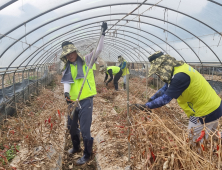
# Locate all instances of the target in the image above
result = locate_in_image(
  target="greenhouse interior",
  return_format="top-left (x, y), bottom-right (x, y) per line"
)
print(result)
top-left (1, 0), bottom-right (222, 169)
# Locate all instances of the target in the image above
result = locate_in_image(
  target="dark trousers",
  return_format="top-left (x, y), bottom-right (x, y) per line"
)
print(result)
top-left (67, 97), bottom-right (93, 140)
top-left (114, 70), bottom-right (123, 90)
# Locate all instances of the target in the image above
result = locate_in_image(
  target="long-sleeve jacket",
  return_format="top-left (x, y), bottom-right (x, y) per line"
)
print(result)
top-left (104, 70), bottom-right (113, 83)
top-left (63, 35), bottom-right (104, 93)
top-left (145, 83), bottom-right (173, 109)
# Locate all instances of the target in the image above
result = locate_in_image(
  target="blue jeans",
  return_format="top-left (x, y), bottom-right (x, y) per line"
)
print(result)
top-left (67, 97), bottom-right (93, 140)
top-left (123, 75), bottom-right (126, 84)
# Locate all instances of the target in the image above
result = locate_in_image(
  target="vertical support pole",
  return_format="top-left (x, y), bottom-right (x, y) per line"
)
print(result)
top-left (146, 64), bottom-right (148, 101)
top-left (126, 74), bottom-right (130, 162)
top-left (202, 65), bottom-right (203, 76)
top-left (138, 63), bottom-right (140, 78)
top-left (34, 68), bottom-right (36, 94)
top-left (44, 66), bottom-right (47, 87)
top-left (41, 66), bottom-right (43, 89)
top-left (47, 66), bottom-right (49, 85)
top-left (2, 74), bottom-right (7, 119)
top-left (22, 71), bottom-right (25, 103)
top-left (18, 71), bottom-right (20, 82)
top-left (13, 72), bottom-right (17, 112)
top-left (7, 74), bottom-right (12, 85)
top-left (212, 67), bottom-right (214, 80)
top-left (37, 68), bottom-right (39, 95)
top-left (28, 69), bottom-right (30, 101)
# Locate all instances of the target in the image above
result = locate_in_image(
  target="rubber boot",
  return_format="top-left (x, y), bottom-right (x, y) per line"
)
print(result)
top-left (75, 137), bottom-right (93, 165)
top-left (68, 134), bottom-right (82, 154)
top-left (123, 83), bottom-right (126, 90)
top-left (114, 83), bottom-right (119, 91)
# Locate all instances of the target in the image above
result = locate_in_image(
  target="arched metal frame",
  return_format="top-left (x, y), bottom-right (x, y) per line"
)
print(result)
top-left (1, 0), bottom-right (222, 88)
top-left (33, 36), bottom-right (140, 70)
top-left (0, 0), bottom-right (80, 38)
top-left (22, 30), bottom-right (146, 72)
top-left (35, 32), bottom-right (150, 63)
top-left (208, 0), bottom-right (222, 6)
top-left (1, 2), bottom-right (222, 66)
top-left (0, 0), bottom-right (18, 10)
top-left (6, 14), bottom-right (207, 71)
top-left (0, 14), bottom-right (211, 66)
top-left (34, 36), bottom-right (144, 70)
top-left (45, 39), bottom-right (140, 65)
top-left (20, 22), bottom-right (186, 70)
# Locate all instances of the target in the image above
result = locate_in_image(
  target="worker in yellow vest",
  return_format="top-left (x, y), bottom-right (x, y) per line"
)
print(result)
top-left (118, 55), bottom-right (129, 90)
top-left (60, 22), bottom-right (107, 165)
top-left (99, 65), bottom-right (123, 91)
top-left (131, 51), bottom-right (222, 142)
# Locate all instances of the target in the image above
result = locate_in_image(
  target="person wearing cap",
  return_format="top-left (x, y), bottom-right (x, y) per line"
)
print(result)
top-left (118, 55), bottom-right (129, 90)
top-left (60, 22), bottom-right (107, 165)
top-left (99, 65), bottom-right (123, 91)
top-left (131, 51), bottom-right (222, 142)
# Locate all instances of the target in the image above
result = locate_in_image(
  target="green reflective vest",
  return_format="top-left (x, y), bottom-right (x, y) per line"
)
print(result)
top-left (70, 63), bottom-right (97, 101)
top-left (173, 63), bottom-right (221, 118)
top-left (121, 60), bottom-right (129, 76)
top-left (93, 63), bottom-right (96, 70)
top-left (106, 66), bottom-right (120, 75)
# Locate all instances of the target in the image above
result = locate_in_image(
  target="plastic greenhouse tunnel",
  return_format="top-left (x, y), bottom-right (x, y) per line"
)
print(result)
top-left (1, 0), bottom-right (222, 169)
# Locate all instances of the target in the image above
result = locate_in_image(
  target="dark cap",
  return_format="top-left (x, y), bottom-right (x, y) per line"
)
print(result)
top-left (61, 41), bottom-right (73, 48)
top-left (148, 51), bottom-right (164, 62)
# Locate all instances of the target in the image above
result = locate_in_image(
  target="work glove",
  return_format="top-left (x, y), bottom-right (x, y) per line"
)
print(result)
top-left (64, 92), bottom-right (72, 104)
top-left (101, 22), bottom-right (107, 36)
top-left (130, 104), bottom-right (149, 111)
top-left (148, 98), bottom-right (153, 102)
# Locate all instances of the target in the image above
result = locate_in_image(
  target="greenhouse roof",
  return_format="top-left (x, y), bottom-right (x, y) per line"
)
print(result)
top-left (0, 0), bottom-right (222, 71)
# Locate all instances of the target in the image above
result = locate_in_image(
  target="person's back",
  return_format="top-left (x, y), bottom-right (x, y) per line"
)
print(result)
top-left (107, 66), bottom-right (120, 75)
top-left (99, 65), bottom-right (122, 90)
top-left (173, 63), bottom-right (221, 118)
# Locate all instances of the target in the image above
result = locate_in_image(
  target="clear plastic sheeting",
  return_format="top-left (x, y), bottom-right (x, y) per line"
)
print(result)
top-left (0, 0), bottom-right (222, 69)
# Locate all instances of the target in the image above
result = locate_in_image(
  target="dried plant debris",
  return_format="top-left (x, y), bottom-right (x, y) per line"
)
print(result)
top-left (92, 75), bottom-right (222, 170)
top-left (0, 75), bottom-right (67, 169)
top-left (1, 73), bottom-right (222, 170)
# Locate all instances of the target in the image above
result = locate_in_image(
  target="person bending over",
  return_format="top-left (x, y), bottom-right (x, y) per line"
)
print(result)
top-left (131, 51), bottom-right (222, 142)
top-left (99, 65), bottom-right (122, 91)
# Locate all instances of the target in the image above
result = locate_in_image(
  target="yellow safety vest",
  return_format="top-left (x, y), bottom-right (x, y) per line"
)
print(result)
top-left (173, 63), bottom-right (221, 117)
top-left (121, 60), bottom-right (129, 76)
top-left (93, 63), bottom-right (96, 70)
top-left (106, 66), bottom-right (120, 75)
top-left (69, 63), bottom-right (97, 101)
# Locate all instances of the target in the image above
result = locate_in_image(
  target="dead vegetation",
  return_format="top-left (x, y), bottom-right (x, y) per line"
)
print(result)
top-left (1, 72), bottom-right (222, 170)
top-left (0, 75), bottom-right (67, 169)
top-left (93, 75), bottom-right (222, 169)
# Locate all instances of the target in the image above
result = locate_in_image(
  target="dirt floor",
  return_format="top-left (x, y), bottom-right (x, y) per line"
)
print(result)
top-left (62, 131), bottom-right (97, 170)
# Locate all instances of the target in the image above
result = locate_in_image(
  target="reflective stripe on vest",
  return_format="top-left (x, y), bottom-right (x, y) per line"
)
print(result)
top-left (173, 63), bottom-right (221, 118)
top-left (69, 64), bottom-right (97, 101)
top-left (121, 60), bottom-right (129, 76)
top-left (107, 66), bottom-right (120, 75)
